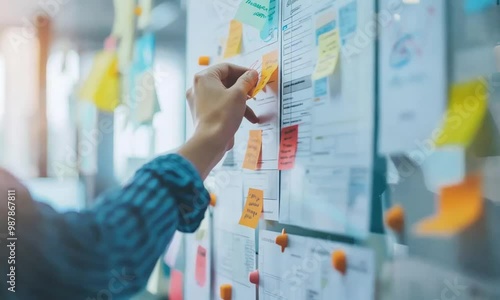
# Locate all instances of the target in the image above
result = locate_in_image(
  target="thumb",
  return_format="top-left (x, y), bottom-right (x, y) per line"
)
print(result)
top-left (230, 70), bottom-right (259, 97)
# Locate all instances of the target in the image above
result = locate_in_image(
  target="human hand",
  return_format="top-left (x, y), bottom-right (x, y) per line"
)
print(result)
top-left (186, 63), bottom-right (259, 149)
top-left (179, 63), bottom-right (259, 178)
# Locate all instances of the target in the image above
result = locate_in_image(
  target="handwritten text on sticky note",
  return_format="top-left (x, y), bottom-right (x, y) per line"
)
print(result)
top-left (239, 188), bottom-right (264, 229)
top-left (251, 50), bottom-right (279, 97)
top-left (312, 29), bottom-right (340, 80)
top-left (279, 125), bottom-right (299, 170)
top-left (224, 20), bottom-right (243, 59)
top-left (235, 0), bottom-right (270, 30)
top-left (243, 130), bottom-right (262, 170)
top-left (195, 245), bottom-right (207, 287)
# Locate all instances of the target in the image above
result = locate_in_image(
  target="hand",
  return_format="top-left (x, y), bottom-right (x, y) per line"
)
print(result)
top-left (179, 63), bottom-right (259, 178)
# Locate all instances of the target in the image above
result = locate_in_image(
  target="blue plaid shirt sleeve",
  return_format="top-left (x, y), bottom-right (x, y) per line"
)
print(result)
top-left (5, 154), bottom-right (209, 300)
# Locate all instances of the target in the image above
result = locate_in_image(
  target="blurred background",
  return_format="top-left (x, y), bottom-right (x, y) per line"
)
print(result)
top-left (0, 1), bottom-right (187, 297)
top-left (0, 0), bottom-right (187, 211)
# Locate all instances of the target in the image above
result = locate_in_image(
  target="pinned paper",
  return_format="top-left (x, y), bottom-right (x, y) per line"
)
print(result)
top-left (464, 0), bottom-right (495, 14)
top-left (224, 20), bottom-right (243, 59)
top-left (79, 51), bottom-right (120, 112)
top-left (435, 79), bottom-right (488, 147)
top-left (239, 188), bottom-right (264, 229)
top-left (415, 173), bottom-right (483, 236)
top-left (278, 125), bottom-right (299, 170)
top-left (169, 269), bottom-right (184, 300)
top-left (234, 0), bottom-right (270, 31)
top-left (339, 1), bottom-right (357, 44)
top-left (312, 29), bottom-right (340, 80)
top-left (260, 0), bottom-right (278, 41)
top-left (195, 245), bottom-right (207, 287)
top-left (251, 50), bottom-right (279, 97)
top-left (243, 130), bottom-right (262, 170)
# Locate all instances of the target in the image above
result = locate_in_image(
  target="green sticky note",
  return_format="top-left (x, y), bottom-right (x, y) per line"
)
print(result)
top-left (234, 0), bottom-right (270, 30)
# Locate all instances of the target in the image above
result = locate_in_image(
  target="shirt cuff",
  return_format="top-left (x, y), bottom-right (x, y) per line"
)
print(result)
top-left (143, 153), bottom-right (210, 233)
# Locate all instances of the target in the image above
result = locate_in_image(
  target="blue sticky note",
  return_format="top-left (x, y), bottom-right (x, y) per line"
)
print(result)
top-left (464, 0), bottom-right (495, 14)
top-left (314, 78), bottom-right (328, 97)
top-left (339, 1), bottom-right (357, 44)
top-left (315, 21), bottom-right (336, 45)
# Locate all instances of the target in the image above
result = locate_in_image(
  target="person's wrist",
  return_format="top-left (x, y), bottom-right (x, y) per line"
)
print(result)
top-left (194, 122), bottom-right (228, 149)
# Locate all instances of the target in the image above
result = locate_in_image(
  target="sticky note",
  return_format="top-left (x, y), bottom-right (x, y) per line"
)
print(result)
top-left (435, 79), bottom-right (488, 147)
top-left (414, 173), bottom-right (483, 236)
top-left (278, 125), bottom-right (299, 170)
top-left (224, 20), bottom-right (243, 59)
top-left (195, 245), bottom-right (207, 287)
top-left (80, 51), bottom-right (120, 112)
top-left (312, 29), bottom-right (340, 80)
top-left (260, 0), bottom-right (278, 41)
top-left (251, 50), bottom-right (279, 97)
top-left (243, 130), bottom-right (262, 170)
top-left (464, 0), bottom-right (495, 14)
top-left (339, 1), bottom-right (357, 44)
top-left (169, 269), bottom-right (184, 300)
top-left (239, 188), bottom-right (264, 229)
top-left (234, 0), bottom-right (270, 31)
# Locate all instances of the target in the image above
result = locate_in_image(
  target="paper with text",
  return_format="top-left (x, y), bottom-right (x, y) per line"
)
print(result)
top-left (239, 188), bottom-right (264, 228)
top-left (224, 20), bottom-right (243, 59)
top-left (243, 130), bottom-right (263, 170)
top-left (312, 29), bottom-right (340, 80)
top-left (251, 50), bottom-right (279, 97)
top-left (235, 0), bottom-right (270, 30)
top-left (278, 125), bottom-right (299, 170)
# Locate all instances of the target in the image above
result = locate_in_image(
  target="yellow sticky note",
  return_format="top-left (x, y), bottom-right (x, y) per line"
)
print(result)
top-left (251, 50), bottom-right (279, 97)
top-left (224, 20), bottom-right (243, 59)
top-left (435, 79), bottom-right (488, 147)
top-left (80, 51), bottom-right (120, 112)
top-left (414, 173), bottom-right (483, 236)
top-left (243, 130), bottom-right (262, 170)
top-left (239, 188), bottom-right (264, 229)
top-left (312, 29), bottom-right (340, 81)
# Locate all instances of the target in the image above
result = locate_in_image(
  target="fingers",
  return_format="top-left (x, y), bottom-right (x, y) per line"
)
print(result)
top-left (244, 106), bottom-right (259, 124)
top-left (230, 70), bottom-right (259, 98)
top-left (202, 63), bottom-right (251, 87)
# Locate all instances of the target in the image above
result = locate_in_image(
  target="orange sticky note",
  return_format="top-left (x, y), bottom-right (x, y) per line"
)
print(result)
top-left (251, 50), bottom-right (279, 97)
top-left (243, 130), bottom-right (262, 170)
top-left (278, 125), bottom-right (299, 170)
top-left (239, 188), bottom-right (264, 229)
top-left (415, 173), bottom-right (483, 236)
top-left (195, 245), bottom-right (207, 287)
top-left (224, 20), bottom-right (243, 59)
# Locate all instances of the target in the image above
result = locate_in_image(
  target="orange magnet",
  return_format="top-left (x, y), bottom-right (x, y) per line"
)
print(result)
top-left (385, 204), bottom-right (405, 233)
top-left (332, 250), bottom-right (347, 275)
top-left (249, 270), bottom-right (259, 285)
top-left (210, 193), bottom-right (217, 207)
top-left (275, 229), bottom-right (288, 253)
top-left (198, 56), bottom-right (211, 66)
top-left (134, 6), bottom-right (143, 16)
top-left (220, 284), bottom-right (232, 300)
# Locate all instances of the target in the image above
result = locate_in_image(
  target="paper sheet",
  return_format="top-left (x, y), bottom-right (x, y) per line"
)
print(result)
top-left (79, 51), bottom-right (120, 112)
top-left (251, 50), bottom-right (279, 97)
top-left (234, 0), bottom-right (270, 31)
top-left (258, 230), bottom-right (375, 300)
top-left (224, 20), bottom-right (243, 59)
top-left (312, 29), bottom-right (340, 80)
top-left (184, 215), bottom-right (211, 300)
top-left (435, 79), bottom-right (488, 147)
top-left (279, 0), bottom-right (375, 238)
top-left (415, 173), bottom-right (484, 236)
top-left (238, 188), bottom-right (264, 228)
top-left (378, 0), bottom-right (447, 154)
top-left (278, 124), bottom-right (299, 170)
top-left (242, 129), bottom-right (263, 170)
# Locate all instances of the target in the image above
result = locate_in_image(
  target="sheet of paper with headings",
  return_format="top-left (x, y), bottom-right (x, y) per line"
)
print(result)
top-left (258, 230), bottom-right (375, 300)
top-left (378, 0), bottom-right (447, 154)
top-left (184, 214), bottom-right (211, 300)
top-left (187, 0), bottom-right (282, 220)
top-left (279, 0), bottom-right (375, 238)
top-left (211, 170), bottom-right (257, 300)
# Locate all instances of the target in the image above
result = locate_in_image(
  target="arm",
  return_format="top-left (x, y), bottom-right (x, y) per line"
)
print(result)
top-left (0, 63), bottom-right (258, 299)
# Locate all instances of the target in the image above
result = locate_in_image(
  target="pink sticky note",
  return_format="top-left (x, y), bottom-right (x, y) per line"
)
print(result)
top-left (195, 245), bottom-right (207, 286)
top-left (169, 269), bottom-right (183, 300)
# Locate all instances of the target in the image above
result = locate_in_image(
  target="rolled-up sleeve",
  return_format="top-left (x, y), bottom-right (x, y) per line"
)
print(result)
top-left (3, 154), bottom-right (209, 300)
